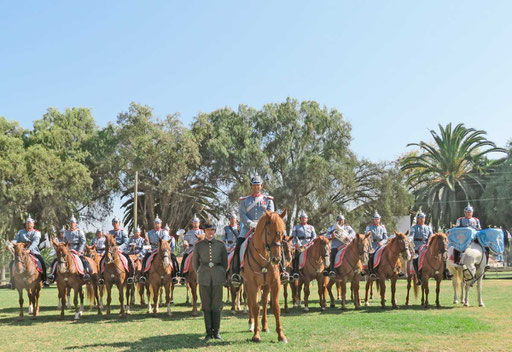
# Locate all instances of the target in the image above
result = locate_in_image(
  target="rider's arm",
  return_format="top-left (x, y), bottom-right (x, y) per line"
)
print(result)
top-left (239, 199), bottom-right (251, 230)
top-left (291, 226), bottom-right (299, 247)
top-left (311, 226), bottom-right (317, 240)
top-left (12, 230), bottom-right (22, 244)
top-left (266, 197), bottom-right (275, 212)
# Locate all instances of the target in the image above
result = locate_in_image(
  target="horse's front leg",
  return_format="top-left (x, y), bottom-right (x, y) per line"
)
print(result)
top-left (191, 281), bottom-right (199, 316)
top-left (364, 281), bottom-right (371, 306)
top-left (318, 277), bottom-right (327, 311)
top-left (247, 285), bottom-right (261, 342)
top-left (327, 279), bottom-right (335, 308)
top-left (391, 277), bottom-right (398, 309)
top-left (165, 282), bottom-right (172, 316)
top-left (73, 286), bottom-right (80, 320)
top-left (59, 285), bottom-right (66, 319)
top-left (380, 279), bottom-right (387, 308)
top-left (340, 279), bottom-right (347, 310)
top-left (463, 281), bottom-right (470, 307)
top-left (118, 283), bottom-right (126, 317)
top-left (353, 277), bottom-right (361, 309)
top-left (405, 276), bottom-right (411, 305)
top-left (423, 279), bottom-right (430, 308)
top-left (260, 285), bottom-right (270, 332)
top-left (17, 288), bottom-right (24, 320)
top-left (283, 282), bottom-right (289, 312)
top-left (477, 276), bottom-right (484, 307)
top-left (271, 280), bottom-right (287, 343)
top-left (106, 284), bottom-right (112, 316)
top-left (125, 282), bottom-right (132, 315)
top-left (436, 276), bottom-right (442, 308)
top-left (303, 280), bottom-right (311, 312)
top-left (152, 283), bottom-right (159, 316)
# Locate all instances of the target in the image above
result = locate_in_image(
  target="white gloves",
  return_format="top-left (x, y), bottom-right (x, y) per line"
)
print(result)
top-left (249, 221), bottom-right (258, 229)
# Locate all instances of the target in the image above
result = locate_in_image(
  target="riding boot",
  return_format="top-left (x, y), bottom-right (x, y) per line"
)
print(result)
top-left (292, 255), bottom-right (300, 281)
top-left (444, 267), bottom-right (453, 280)
top-left (328, 250), bottom-right (337, 278)
top-left (230, 239), bottom-right (244, 286)
top-left (123, 253), bottom-right (135, 284)
top-left (33, 253), bottom-right (48, 286)
top-left (279, 250), bottom-right (289, 282)
top-left (413, 258), bottom-right (422, 286)
top-left (203, 310), bottom-right (213, 342)
top-left (484, 248), bottom-right (491, 270)
top-left (47, 258), bottom-right (58, 284)
top-left (454, 249), bottom-right (461, 265)
top-left (171, 254), bottom-right (179, 285)
top-left (368, 253), bottom-right (377, 280)
top-left (97, 256), bottom-right (105, 285)
top-left (180, 252), bottom-right (189, 285)
top-left (138, 253), bottom-right (150, 284)
top-left (80, 256), bottom-right (91, 281)
top-left (212, 310), bottom-right (222, 340)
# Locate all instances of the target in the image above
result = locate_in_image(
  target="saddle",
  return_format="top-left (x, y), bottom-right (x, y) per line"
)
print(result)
top-left (334, 246), bottom-right (347, 269)
top-left (477, 228), bottom-right (505, 255)
top-left (227, 247), bottom-right (236, 271)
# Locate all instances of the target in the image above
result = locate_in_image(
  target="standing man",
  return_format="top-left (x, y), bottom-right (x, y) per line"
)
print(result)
top-left (91, 229), bottom-right (106, 255)
top-left (193, 220), bottom-right (228, 342)
top-left (223, 212), bottom-right (239, 250)
top-left (327, 214), bottom-right (355, 278)
top-left (180, 216), bottom-right (205, 284)
top-left (10, 215), bottom-right (48, 287)
top-left (365, 211), bottom-right (388, 279)
top-left (409, 212), bottom-right (433, 285)
top-left (290, 211), bottom-right (318, 280)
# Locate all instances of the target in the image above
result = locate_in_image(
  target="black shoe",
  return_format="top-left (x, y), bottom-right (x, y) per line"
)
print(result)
top-left (172, 277), bottom-right (179, 285)
top-left (212, 311), bottom-right (222, 339)
top-left (213, 330), bottom-right (223, 340)
top-left (180, 277), bottom-right (186, 285)
top-left (360, 270), bottom-right (367, 276)
top-left (138, 276), bottom-right (146, 284)
top-left (98, 278), bottom-right (105, 285)
top-left (329, 271), bottom-right (336, 279)
top-left (416, 278), bottom-right (423, 286)
top-left (323, 270), bottom-right (329, 277)
top-left (398, 272), bottom-right (405, 278)
top-left (43, 281), bottom-right (50, 287)
top-left (204, 333), bottom-right (213, 342)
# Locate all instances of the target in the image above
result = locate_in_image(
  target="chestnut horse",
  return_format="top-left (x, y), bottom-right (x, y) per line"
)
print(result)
top-left (294, 236), bottom-right (330, 312)
top-left (241, 210), bottom-right (288, 343)
top-left (145, 239), bottom-right (174, 316)
top-left (85, 244), bottom-right (104, 311)
top-left (53, 239), bottom-right (97, 319)
top-left (364, 232), bottom-right (411, 309)
top-left (405, 233), bottom-right (448, 308)
top-left (103, 234), bottom-right (133, 317)
top-left (10, 242), bottom-right (43, 320)
top-left (281, 236), bottom-right (295, 312)
top-left (328, 233), bottom-right (371, 310)
top-left (182, 233), bottom-right (204, 316)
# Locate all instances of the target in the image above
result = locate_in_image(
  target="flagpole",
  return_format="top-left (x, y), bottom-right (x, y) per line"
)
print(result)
top-left (134, 171), bottom-right (138, 230)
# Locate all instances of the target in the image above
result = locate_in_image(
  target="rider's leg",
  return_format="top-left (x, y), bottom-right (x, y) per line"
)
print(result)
top-left (171, 253), bottom-right (179, 284)
top-left (138, 253), bottom-right (151, 284)
top-left (79, 256), bottom-right (92, 281)
top-left (47, 258), bottom-right (58, 283)
top-left (279, 249), bottom-right (289, 281)
top-left (413, 257), bottom-right (422, 285)
top-left (122, 253), bottom-right (135, 283)
top-left (230, 237), bottom-right (245, 283)
top-left (33, 253), bottom-right (48, 285)
top-left (97, 256), bottom-right (105, 285)
top-left (292, 252), bottom-right (300, 280)
top-left (328, 247), bottom-right (337, 278)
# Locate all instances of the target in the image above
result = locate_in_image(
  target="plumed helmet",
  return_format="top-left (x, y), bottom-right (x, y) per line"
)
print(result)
top-left (464, 203), bottom-right (474, 213)
top-left (299, 210), bottom-right (308, 219)
top-left (192, 215), bottom-right (200, 223)
top-left (373, 211), bottom-right (381, 219)
top-left (228, 212), bottom-right (237, 220)
top-left (25, 214), bottom-right (35, 223)
top-left (134, 227), bottom-right (141, 233)
top-left (60, 226), bottom-right (66, 233)
top-left (336, 213), bottom-right (345, 221)
top-left (154, 215), bottom-right (162, 224)
top-left (112, 216), bottom-right (120, 223)
top-left (416, 212), bottom-right (426, 219)
top-left (250, 174), bottom-right (263, 185)
top-left (69, 215), bottom-right (78, 223)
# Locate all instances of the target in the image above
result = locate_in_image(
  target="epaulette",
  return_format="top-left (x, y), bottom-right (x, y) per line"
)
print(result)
top-left (457, 217), bottom-right (463, 220)
top-left (473, 217), bottom-right (479, 220)
top-left (239, 196), bottom-right (248, 200)
top-left (265, 195), bottom-right (274, 200)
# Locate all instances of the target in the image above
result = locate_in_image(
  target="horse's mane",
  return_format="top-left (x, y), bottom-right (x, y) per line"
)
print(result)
top-left (388, 232), bottom-right (406, 245)
top-left (427, 232), bottom-right (446, 246)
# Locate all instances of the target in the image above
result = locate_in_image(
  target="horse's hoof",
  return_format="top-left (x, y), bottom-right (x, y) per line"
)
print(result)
top-left (252, 336), bottom-right (261, 343)
top-left (231, 310), bottom-right (236, 315)
top-left (321, 307), bottom-right (326, 311)
top-left (479, 303), bottom-right (485, 307)
top-left (279, 337), bottom-right (288, 344)
top-left (453, 300), bottom-right (458, 304)
top-left (152, 313), bottom-right (158, 317)
top-left (191, 311), bottom-right (199, 317)
top-left (365, 302), bottom-right (370, 307)
top-left (30, 315), bottom-right (37, 320)
top-left (303, 307), bottom-right (309, 312)
top-left (330, 304), bottom-right (335, 308)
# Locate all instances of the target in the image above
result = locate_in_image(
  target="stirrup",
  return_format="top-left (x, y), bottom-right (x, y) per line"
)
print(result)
top-left (179, 277), bottom-right (186, 285)
top-left (292, 273), bottom-right (300, 281)
top-left (97, 278), bottom-right (105, 285)
top-left (280, 272), bottom-right (290, 282)
top-left (329, 271), bottom-right (336, 279)
top-left (397, 272), bottom-right (405, 278)
top-left (369, 273), bottom-right (377, 280)
top-left (83, 274), bottom-right (91, 282)
top-left (47, 274), bottom-right (55, 283)
top-left (138, 276), bottom-right (146, 284)
top-left (127, 277), bottom-right (134, 284)
top-left (322, 270), bottom-right (329, 277)
top-left (172, 277), bottom-right (179, 285)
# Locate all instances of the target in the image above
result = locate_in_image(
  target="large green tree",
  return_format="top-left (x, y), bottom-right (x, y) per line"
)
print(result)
top-left (401, 123), bottom-right (505, 230)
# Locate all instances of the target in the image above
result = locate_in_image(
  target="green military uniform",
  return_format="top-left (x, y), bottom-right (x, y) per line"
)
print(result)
top-left (193, 230), bottom-right (228, 340)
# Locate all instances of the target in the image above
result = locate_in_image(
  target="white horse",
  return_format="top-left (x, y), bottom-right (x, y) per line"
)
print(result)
top-left (447, 242), bottom-right (487, 307)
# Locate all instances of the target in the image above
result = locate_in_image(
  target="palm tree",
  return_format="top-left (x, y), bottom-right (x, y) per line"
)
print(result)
top-left (401, 123), bottom-right (505, 230)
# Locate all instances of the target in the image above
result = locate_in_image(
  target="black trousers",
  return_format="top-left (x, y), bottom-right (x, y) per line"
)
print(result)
top-left (329, 247), bottom-right (339, 272)
top-left (231, 237), bottom-right (246, 275)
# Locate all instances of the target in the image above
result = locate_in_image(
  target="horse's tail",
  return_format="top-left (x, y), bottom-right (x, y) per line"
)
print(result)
top-left (86, 283), bottom-right (95, 308)
top-left (375, 280), bottom-right (380, 293)
top-left (413, 276), bottom-right (419, 299)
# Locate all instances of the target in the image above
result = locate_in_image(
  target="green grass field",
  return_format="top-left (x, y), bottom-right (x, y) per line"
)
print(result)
top-left (0, 278), bottom-right (510, 351)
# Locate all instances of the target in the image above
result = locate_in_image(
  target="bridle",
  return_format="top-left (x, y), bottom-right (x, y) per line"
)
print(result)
top-left (247, 217), bottom-right (283, 276)
top-left (423, 235), bottom-right (447, 274)
top-left (14, 249), bottom-right (29, 273)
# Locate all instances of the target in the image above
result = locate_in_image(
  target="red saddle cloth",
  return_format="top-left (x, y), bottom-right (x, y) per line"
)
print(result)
top-left (373, 245), bottom-right (386, 269)
top-left (298, 242), bottom-right (315, 270)
top-left (334, 246), bottom-right (348, 269)
top-left (143, 249), bottom-right (174, 273)
top-left (227, 247), bottom-right (235, 271)
top-left (69, 249), bottom-right (85, 275)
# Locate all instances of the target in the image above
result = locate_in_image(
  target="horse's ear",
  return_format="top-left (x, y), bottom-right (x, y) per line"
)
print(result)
top-left (159, 238), bottom-right (162, 244)
top-left (394, 230), bottom-right (399, 235)
top-left (64, 240), bottom-right (69, 246)
top-left (364, 233), bottom-right (371, 239)
top-left (93, 244), bottom-right (97, 250)
top-left (405, 230), bottom-right (409, 236)
top-left (23, 242), bottom-right (30, 248)
top-left (279, 209), bottom-right (287, 219)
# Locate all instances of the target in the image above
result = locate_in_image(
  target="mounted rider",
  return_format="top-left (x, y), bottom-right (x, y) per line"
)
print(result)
top-left (179, 215), bottom-right (205, 284)
top-left (97, 217), bottom-right (135, 285)
top-left (10, 215), bottom-right (48, 288)
top-left (139, 216), bottom-right (179, 284)
top-left (327, 213), bottom-right (355, 278)
top-left (409, 212), bottom-right (433, 285)
top-left (48, 215), bottom-right (92, 283)
top-left (223, 212), bottom-right (240, 250)
top-left (126, 227), bottom-right (146, 258)
top-left (290, 210), bottom-right (318, 280)
top-left (365, 211), bottom-right (388, 279)
top-left (230, 174), bottom-right (288, 286)
top-left (91, 229), bottom-right (106, 255)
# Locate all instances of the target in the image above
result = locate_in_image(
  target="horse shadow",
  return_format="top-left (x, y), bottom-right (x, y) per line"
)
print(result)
top-left (65, 333), bottom-right (230, 350)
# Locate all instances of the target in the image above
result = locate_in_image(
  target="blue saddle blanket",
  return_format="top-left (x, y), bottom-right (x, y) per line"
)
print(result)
top-left (477, 228), bottom-right (505, 255)
top-left (447, 227), bottom-right (477, 252)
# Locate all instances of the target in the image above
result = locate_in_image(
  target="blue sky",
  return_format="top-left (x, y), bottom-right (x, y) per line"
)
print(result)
top-left (2, 1), bottom-right (511, 163)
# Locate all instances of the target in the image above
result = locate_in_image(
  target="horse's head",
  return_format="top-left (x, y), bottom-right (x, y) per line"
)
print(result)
top-left (282, 236), bottom-right (294, 264)
top-left (392, 231), bottom-right (411, 261)
top-left (257, 209), bottom-right (287, 265)
top-left (13, 242), bottom-right (30, 274)
top-left (159, 238), bottom-right (172, 269)
top-left (313, 236), bottom-right (331, 267)
top-left (85, 244), bottom-right (98, 259)
top-left (354, 233), bottom-right (371, 265)
top-left (105, 234), bottom-right (118, 264)
top-left (52, 238), bottom-right (70, 273)
top-left (430, 232), bottom-right (448, 260)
